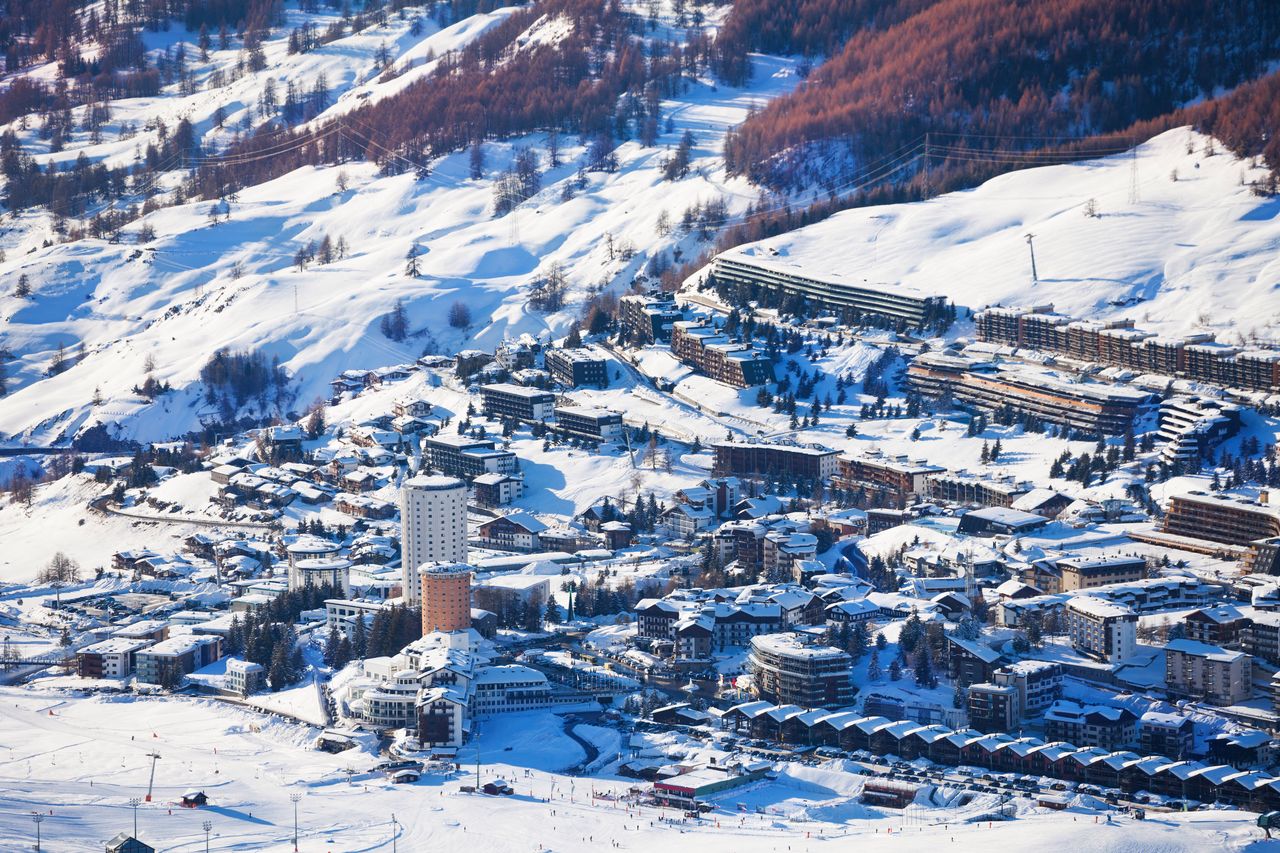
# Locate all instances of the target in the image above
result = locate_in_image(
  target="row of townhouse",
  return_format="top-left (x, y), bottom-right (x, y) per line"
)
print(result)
top-left (717, 701), bottom-right (1280, 810)
top-left (637, 599), bottom-right (785, 653)
top-left (329, 363), bottom-right (420, 397)
top-left (974, 303), bottom-right (1280, 393)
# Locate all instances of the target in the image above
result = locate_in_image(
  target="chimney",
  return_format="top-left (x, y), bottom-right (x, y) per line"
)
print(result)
top-left (1261, 490), bottom-right (1270, 506)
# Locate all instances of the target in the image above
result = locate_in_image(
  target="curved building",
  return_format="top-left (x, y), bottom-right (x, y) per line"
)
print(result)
top-left (286, 536), bottom-right (342, 569)
top-left (290, 556), bottom-right (351, 596)
top-left (420, 562), bottom-right (473, 634)
top-left (400, 475), bottom-right (468, 604)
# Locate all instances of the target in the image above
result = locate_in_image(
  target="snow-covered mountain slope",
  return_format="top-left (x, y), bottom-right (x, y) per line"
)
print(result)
top-left (0, 2), bottom-right (799, 445)
top-left (717, 128), bottom-right (1280, 344)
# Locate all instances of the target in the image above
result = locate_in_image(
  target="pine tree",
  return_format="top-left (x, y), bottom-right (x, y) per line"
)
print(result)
top-left (288, 644), bottom-right (305, 682)
top-left (522, 600), bottom-right (541, 632)
top-left (543, 597), bottom-right (561, 624)
top-left (268, 643), bottom-right (290, 691)
top-left (1025, 612), bottom-right (1043, 648)
top-left (369, 609), bottom-right (392, 657)
top-left (323, 623), bottom-right (340, 667)
top-left (850, 621), bottom-right (868, 660)
top-left (867, 649), bottom-right (881, 680)
top-left (351, 614), bottom-right (368, 659)
top-left (226, 615), bottom-right (244, 655)
top-left (888, 657), bottom-right (902, 681)
top-left (899, 609), bottom-right (923, 654)
top-left (914, 648), bottom-right (935, 688)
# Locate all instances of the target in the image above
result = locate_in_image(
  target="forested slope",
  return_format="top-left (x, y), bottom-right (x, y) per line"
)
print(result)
top-left (720, 0), bottom-right (1280, 192)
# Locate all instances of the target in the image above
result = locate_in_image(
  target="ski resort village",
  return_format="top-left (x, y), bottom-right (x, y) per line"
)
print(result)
top-left (4, 0), bottom-right (1280, 851)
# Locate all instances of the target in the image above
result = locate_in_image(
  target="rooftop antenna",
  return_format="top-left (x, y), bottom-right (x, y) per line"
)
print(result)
top-left (1024, 233), bottom-right (1038, 285)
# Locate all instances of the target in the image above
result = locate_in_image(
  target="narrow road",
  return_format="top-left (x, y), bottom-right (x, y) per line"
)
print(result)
top-left (89, 495), bottom-right (276, 530)
top-left (561, 715), bottom-right (601, 775)
top-left (598, 342), bottom-right (754, 442)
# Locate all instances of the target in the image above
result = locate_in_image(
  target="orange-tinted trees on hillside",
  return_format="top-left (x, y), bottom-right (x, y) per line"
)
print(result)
top-left (722, 0), bottom-right (1280, 191)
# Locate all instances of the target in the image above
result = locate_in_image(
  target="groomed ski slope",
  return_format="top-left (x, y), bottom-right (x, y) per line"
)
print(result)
top-left (0, 687), bottom-right (1266, 852)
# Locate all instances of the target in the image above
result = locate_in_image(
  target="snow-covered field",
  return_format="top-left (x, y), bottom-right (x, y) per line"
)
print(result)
top-left (716, 128), bottom-right (1280, 345)
top-left (0, 687), bottom-right (1267, 851)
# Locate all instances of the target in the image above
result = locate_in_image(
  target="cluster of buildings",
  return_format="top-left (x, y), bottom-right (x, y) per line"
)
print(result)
top-left (76, 622), bottom-right (250, 693)
top-left (908, 352), bottom-right (1156, 435)
top-left (975, 303), bottom-right (1280, 394)
top-left (339, 632), bottom-right (589, 747)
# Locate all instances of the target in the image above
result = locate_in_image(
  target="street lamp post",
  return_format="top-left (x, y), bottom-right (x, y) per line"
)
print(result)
top-left (390, 813), bottom-right (398, 853)
top-left (32, 813), bottom-right (44, 852)
top-left (202, 820), bottom-right (212, 853)
top-left (290, 793), bottom-right (302, 851)
top-left (129, 798), bottom-right (141, 840)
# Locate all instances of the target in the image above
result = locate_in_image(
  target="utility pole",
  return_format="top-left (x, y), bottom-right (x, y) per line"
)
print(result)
top-left (145, 752), bottom-right (161, 802)
top-left (130, 797), bottom-right (141, 838)
top-left (32, 813), bottom-right (44, 852)
top-left (290, 792), bottom-right (302, 851)
top-left (391, 813), bottom-right (398, 853)
top-left (1024, 233), bottom-right (1038, 284)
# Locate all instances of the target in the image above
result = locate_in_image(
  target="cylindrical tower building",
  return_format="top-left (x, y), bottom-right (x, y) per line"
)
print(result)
top-left (419, 562), bottom-right (473, 634)
top-left (399, 474), bottom-right (468, 604)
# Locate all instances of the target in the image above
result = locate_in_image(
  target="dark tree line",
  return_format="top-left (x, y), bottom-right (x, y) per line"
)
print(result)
top-left (184, 0), bottom-right (714, 202)
top-left (199, 347), bottom-right (289, 406)
top-left (720, 0), bottom-right (1280, 192)
top-left (322, 602), bottom-right (421, 668)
